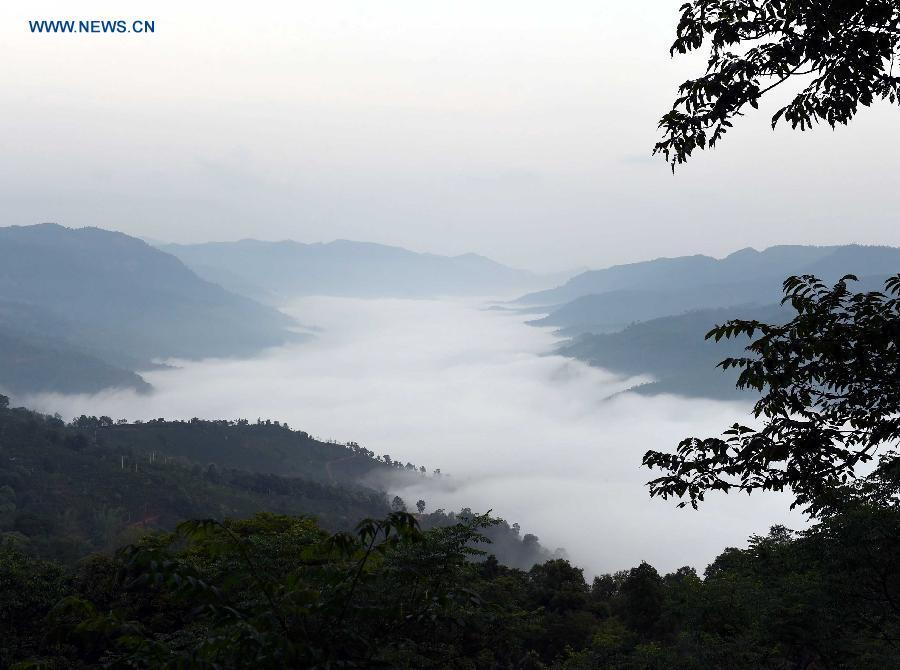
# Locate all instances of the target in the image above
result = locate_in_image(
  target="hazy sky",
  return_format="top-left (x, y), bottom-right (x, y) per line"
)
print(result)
top-left (2, 0), bottom-right (898, 271)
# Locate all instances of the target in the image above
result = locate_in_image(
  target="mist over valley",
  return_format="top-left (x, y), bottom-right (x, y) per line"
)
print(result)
top-left (18, 285), bottom-right (798, 575)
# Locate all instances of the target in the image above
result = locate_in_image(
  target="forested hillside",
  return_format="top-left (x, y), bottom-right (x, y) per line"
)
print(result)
top-left (0, 399), bottom-right (391, 562)
top-left (0, 396), bottom-right (552, 569)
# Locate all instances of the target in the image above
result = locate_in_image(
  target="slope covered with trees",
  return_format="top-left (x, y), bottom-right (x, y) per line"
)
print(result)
top-left (0, 399), bottom-right (391, 562)
top-left (0, 397), bottom-right (552, 568)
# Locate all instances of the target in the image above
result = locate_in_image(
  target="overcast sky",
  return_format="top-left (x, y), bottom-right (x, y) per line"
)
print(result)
top-left (2, 0), bottom-right (898, 272)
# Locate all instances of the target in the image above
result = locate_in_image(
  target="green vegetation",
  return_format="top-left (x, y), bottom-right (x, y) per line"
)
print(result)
top-left (0, 401), bottom-right (390, 563)
top-left (0, 398), bottom-right (551, 570)
top-left (3, 506), bottom-right (899, 668)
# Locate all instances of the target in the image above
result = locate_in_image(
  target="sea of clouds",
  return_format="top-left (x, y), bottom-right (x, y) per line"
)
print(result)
top-left (23, 296), bottom-right (801, 576)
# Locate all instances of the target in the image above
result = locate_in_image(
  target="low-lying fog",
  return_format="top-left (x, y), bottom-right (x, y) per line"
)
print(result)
top-left (24, 297), bottom-right (799, 576)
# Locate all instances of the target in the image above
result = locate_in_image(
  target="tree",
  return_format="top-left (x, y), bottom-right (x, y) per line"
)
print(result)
top-left (0, 394), bottom-right (9, 410)
top-left (619, 562), bottom-right (665, 637)
top-left (416, 499), bottom-right (426, 514)
top-left (0, 544), bottom-right (68, 668)
top-left (654, 0), bottom-right (900, 168)
top-left (64, 433), bottom-right (89, 452)
top-left (643, 274), bottom-right (900, 514)
top-left (45, 512), bottom-right (509, 669)
top-left (391, 495), bottom-right (407, 512)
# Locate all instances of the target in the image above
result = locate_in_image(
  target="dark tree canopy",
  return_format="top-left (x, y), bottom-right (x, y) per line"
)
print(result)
top-left (654, 0), bottom-right (900, 168)
top-left (643, 274), bottom-right (900, 514)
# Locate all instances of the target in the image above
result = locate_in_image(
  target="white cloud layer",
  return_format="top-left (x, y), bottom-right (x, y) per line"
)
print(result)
top-left (23, 297), bottom-right (801, 576)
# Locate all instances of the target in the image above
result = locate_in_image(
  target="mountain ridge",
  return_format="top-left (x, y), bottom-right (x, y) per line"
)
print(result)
top-left (523, 244), bottom-right (900, 334)
top-left (0, 224), bottom-right (300, 396)
top-left (516, 244), bottom-right (891, 307)
top-left (161, 238), bottom-right (546, 301)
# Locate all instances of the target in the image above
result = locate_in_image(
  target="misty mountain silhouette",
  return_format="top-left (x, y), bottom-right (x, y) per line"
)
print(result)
top-left (524, 245), bottom-right (900, 333)
top-left (0, 224), bottom-right (298, 396)
top-left (161, 238), bottom-right (541, 301)
top-left (532, 244), bottom-right (900, 398)
top-left (557, 304), bottom-right (792, 399)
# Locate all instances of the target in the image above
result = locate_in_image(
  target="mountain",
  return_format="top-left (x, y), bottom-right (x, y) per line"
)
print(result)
top-left (525, 245), bottom-right (900, 334)
top-left (161, 239), bottom-right (542, 301)
top-left (0, 298), bottom-right (150, 395)
top-left (0, 398), bottom-right (554, 572)
top-left (0, 401), bottom-right (393, 562)
top-left (542, 244), bottom-right (900, 399)
top-left (0, 329), bottom-right (150, 396)
top-left (0, 224), bottom-right (300, 396)
top-left (518, 245), bottom-right (900, 307)
top-left (556, 304), bottom-right (792, 399)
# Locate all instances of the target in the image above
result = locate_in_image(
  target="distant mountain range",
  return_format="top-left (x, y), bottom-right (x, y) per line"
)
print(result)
top-left (524, 245), bottom-right (900, 334)
top-left (0, 225), bottom-right (563, 398)
top-left (6, 226), bottom-right (898, 403)
top-left (518, 245), bottom-right (900, 308)
top-left (529, 245), bottom-right (900, 399)
top-left (0, 224), bottom-right (299, 397)
top-left (160, 239), bottom-right (544, 302)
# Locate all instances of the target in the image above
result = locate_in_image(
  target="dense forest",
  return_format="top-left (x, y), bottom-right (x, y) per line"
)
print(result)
top-left (4, 501), bottom-right (899, 668)
top-left (0, 399), bottom-right (551, 566)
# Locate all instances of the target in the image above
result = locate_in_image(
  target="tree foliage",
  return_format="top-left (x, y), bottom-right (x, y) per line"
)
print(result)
top-left (654, 0), bottom-right (900, 167)
top-left (643, 274), bottom-right (900, 514)
top-left (4, 510), bottom-right (900, 669)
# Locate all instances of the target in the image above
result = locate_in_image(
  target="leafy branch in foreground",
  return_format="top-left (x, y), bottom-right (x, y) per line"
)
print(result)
top-left (643, 273), bottom-right (900, 514)
top-left (654, 0), bottom-right (900, 168)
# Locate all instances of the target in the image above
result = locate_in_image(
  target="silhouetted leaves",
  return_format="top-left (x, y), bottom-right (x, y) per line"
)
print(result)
top-left (654, 0), bottom-right (900, 167)
top-left (644, 273), bottom-right (900, 514)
